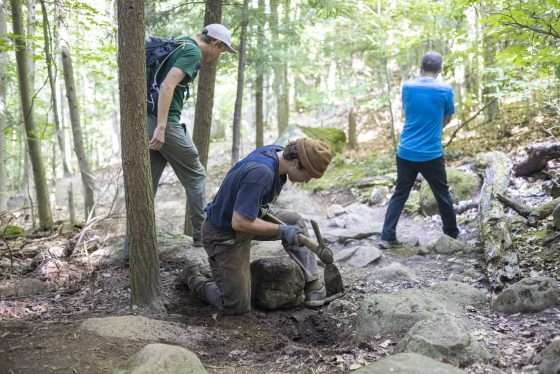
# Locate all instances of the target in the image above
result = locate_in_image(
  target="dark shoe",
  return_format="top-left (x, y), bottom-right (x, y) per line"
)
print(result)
top-left (192, 239), bottom-right (203, 248)
top-left (378, 239), bottom-right (403, 250)
top-left (304, 280), bottom-right (327, 307)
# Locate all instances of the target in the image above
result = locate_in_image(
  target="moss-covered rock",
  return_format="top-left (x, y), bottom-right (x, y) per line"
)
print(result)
top-left (2, 225), bottom-right (25, 239)
top-left (299, 126), bottom-right (346, 154)
top-left (419, 169), bottom-right (480, 216)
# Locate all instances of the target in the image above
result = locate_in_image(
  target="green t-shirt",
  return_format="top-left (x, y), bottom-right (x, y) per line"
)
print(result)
top-left (157, 36), bottom-right (201, 124)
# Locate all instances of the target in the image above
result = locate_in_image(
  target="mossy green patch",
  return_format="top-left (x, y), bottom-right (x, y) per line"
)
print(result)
top-left (2, 225), bottom-right (25, 239)
top-left (299, 126), bottom-right (346, 154)
top-left (305, 152), bottom-right (395, 191)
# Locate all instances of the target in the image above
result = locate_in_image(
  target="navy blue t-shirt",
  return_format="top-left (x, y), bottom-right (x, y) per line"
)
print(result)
top-left (205, 145), bottom-right (287, 230)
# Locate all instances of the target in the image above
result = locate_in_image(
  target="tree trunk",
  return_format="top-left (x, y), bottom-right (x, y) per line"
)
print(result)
top-left (278, 0), bottom-right (290, 133)
top-left (270, 0), bottom-right (284, 137)
top-left (0, 4), bottom-right (8, 211)
top-left (39, 0), bottom-right (75, 222)
top-left (254, 0), bottom-right (265, 148)
top-left (481, 3), bottom-right (499, 125)
top-left (192, 0), bottom-right (222, 168)
top-left (513, 142), bottom-right (560, 177)
top-left (347, 106), bottom-right (357, 150)
top-left (187, 0), bottom-right (222, 235)
top-left (384, 60), bottom-right (397, 152)
top-left (231, 0), bottom-right (249, 163)
top-left (61, 45), bottom-right (95, 220)
top-left (476, 151), bottom-right (518, 291)
top-left (26, 0), bottom-right (35, 90)
top-left (10, 0), bottom-right (53, 229)
top-left (117, 0), bottom-right (163, 313)
top-left (497, 193), bottom-right (560, 227)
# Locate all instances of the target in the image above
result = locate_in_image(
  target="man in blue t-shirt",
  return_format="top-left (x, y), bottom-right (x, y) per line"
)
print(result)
top-left (183, 138), bottom-right (332, 314)
top-left (380, 51), bottom-right (459, 248)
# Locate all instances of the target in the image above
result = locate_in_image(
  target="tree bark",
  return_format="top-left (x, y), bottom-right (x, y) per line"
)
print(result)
top-left (270, 0), bottom-right (284, 136)
top-left (476, 151), bottom-right (518, 291)
top-left (254, 0), bottom-right (265, 148)
top-left (481, 3), bottom-right (499, 125)
top-left (497, 193), bottom-right (560, 227)
top-left (0, 3), bottom-right (8, 211)
top-left (347, 106), bottom-right (357, 150)
top-left (278, 0), bottom-right (290, 133)
top-left (513, 142), bottom-right (560, 177)
top-left (231, 0), bottom-right (249, 163)
top-left (10, 0), bottom-right (53, 229)
top-left (188, 0), bottom-right (222, 235)
top-left (61, 45), bottom-right (95, 220)
top-left (117, 0), bottom-right (163, 313)
top-left (192, 0), bottom-right (222, 168)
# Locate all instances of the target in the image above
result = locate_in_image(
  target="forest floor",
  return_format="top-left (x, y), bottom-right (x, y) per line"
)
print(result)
top-left (1, 112), bottom-right (560, 373)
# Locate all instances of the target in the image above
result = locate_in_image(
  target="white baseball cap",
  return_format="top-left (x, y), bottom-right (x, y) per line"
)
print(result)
top-left (203, 24), bottom-right (236, 53)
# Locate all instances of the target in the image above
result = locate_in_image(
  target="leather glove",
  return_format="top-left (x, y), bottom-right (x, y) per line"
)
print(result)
top-left (278, 224), bottom-right (302, 247)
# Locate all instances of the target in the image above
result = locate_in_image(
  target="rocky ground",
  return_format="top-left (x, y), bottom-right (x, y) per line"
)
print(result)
top-left (1, 145), bottom-right (560, 373)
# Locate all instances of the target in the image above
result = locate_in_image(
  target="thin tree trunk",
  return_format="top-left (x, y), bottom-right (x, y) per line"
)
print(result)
top-left (232, 0), bottom-right (249, 163)
top-left (61, 45), bottom-right (95, 220)
top-left (26, 0), bottom-right (35, 90)
top-left (10, 0), bottom-right (53, 229)
top-left (278, 0), bottom-right (289, 132)
top-left (192, 0), bottom-right (222, 168)
top-left (0, 3), bottom-right (8, 211)
top-left (254, 0), bottom-right (265, 148)
top-left (481, 3), bottom-right (499, 125)
top-left (40, 0), bottom-right (70, 177)
top-left (384, 60), bottom-right (397, 152)
top-left (117, 0), bottom-right (163, 313)
top-left (188, 0), bottom-right (222, 235)
top-left (270, 0), bottom-right (283, 136)
top-left (348, 106), bottom-right (357, 150)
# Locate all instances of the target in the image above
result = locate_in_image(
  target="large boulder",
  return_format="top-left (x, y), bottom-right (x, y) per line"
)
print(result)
top-left (113, 343), bottom-right (207, 374)
top-left (355, 282), bottom-right (486, 338)
top-left (251, 257), bottom-right (305, 310)
top-left (419, 169), bottom-right (480, 216)
top-left (397, 314), bottom-right (489, 367)
top-left (366, 262), bottom-right (417, 284)
top-left (492, 277), bottom-right (560, 314)
top-left (0, 278), bottom-right (50, 298)
top-left (429, 235), bottom-right (475, 255)
top-left (80, 316), bottom-right (205, 345)
top-left (536, 337), bottom-right (560, 374)
top-left (353, 353), bottom-right (465, 374)
top-left (345, 246), bottom-right (383, 268)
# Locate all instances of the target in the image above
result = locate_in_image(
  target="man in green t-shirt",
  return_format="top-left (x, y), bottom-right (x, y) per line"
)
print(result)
top-left (147, 24), bottom-right (236, 247)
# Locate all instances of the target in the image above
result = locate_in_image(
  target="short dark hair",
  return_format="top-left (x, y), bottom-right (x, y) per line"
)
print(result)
top-left (283, 141), bottom-right (299, 161)
top-left (201, 29), bottom-right (219, 45)
top-left (421, 51), bottom-right (443, 73)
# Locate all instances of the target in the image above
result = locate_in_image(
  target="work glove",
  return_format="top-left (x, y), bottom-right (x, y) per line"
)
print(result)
top-left (278, 224), bottom-right (303, 247)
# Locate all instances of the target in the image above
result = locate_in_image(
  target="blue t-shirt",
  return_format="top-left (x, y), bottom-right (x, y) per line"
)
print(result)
top-left (397, 77), bottom-right (455, 162)
top-left (205, 145), bottom-right (287, 230)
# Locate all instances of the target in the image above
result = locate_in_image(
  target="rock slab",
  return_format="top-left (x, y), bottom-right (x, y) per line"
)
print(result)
top-left (251, 257), bottom-right (305, 310)
top-left (353, 353), bottom-right (464, 374)
top-left (113, 343), bottom-right (207, 374)
top-left (492, 276), bottom-right (560, 314)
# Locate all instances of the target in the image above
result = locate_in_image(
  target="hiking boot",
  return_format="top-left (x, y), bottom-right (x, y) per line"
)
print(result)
top-left (192, 239), bottom-right (203, 248)
top-left (304, 279), bottom-right (327, 307)
top-left (378, 239), bottom-right (403, 250)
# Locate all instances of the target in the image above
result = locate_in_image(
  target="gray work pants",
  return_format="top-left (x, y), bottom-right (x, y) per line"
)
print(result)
top-left (190, 209), bottom-right (319, 315)
top-left (147, 115), bottom-right (207, 240)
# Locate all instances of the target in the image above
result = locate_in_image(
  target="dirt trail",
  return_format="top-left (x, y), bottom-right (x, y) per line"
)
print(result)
top-left (1, 161), bottom-right (560, 373)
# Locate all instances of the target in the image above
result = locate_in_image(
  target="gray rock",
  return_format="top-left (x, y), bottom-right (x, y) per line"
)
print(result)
top-left (80, 316), bottom-right (205, 345)
top-left (327, 204), bottom-right (346, 218)
top-left (398, 314), bottom-right (489, 367)
top-left (420, 169), bottom-right (479, 216)
top-left (368, 186), bottom-right (389, 206)
top-left (536, 337), bottom-right (560, 374)
top-left (0, 278), bottom-right (50, 298)
top-left (113, 343), bottom-right (207, 374)
top-left (367, 262), bottom-right (417, 283)
top-left (251, 257), bottom-right (305, 310)
top-left (333, 246), bottom-right (358, 262)
top-left (353, 353), bottom-right (465, 374)
top-left (492, 277), bottom-right (560, 314)
top-left (429, 235), bottom-right (473, 255)
top-left (356, 282), bottom-right (486, 339)
top-left (326, 299), bottom-right (358, 315)
top-left (345, 246), bottom-right (382, 268)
